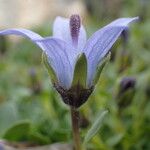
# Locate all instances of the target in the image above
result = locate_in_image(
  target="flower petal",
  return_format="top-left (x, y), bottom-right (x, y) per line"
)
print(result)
top-left (35, 37), bottom-right (78, 89)
top-left (0, 28), bottom-right (44, 50)
top-left (84, 17), bottom-right (139, 87)
top-left (53, 16), bottom-right (87, 53)
top-left (0, 28), bottom-right (78, 88)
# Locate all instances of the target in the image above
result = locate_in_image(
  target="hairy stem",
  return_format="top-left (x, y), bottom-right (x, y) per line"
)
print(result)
top-left (71, 107), bottom-right (82, 150)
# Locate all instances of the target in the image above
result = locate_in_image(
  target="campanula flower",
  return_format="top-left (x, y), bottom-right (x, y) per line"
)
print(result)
top-left (0, 15), bottom-right (138, 108)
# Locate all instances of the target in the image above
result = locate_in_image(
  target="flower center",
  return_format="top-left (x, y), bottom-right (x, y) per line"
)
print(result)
top-left (70, 14), bottom-right (81, 47)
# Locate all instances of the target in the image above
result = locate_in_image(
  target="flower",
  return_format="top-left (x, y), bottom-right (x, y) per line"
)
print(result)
top-left (116, 77), bottom-right (136, 110)
top-left (0, 15), bottom-right (138, 108)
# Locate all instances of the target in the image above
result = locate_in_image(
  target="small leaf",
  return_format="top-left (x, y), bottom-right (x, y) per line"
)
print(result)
top-left (0, 102), bottom-right (19, 136)
top-left (72, 53), bottom-right (87, 88)
top-left (42, 52), bottom-right (57, 82)
top-left (29, 132), bottom-right (50, 145)
top-left (83, 110), bottom-right (108, 144)
top-left (93, 53), bottom-right (111, 85)
top-left (107, 133), bottom-right (124, 146)
top-left (3, 120), bottom-right (31, 141)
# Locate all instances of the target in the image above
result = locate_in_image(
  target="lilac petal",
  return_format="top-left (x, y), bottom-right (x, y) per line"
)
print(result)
top-left (53, 16), bottom-right (87, 53)
top-left (0, 28), bottom-right (44, 50)
top-left (0, 28), bottom-right (77, 88)
top-left (84, 17), bottom-right (139, 87)
top-left (35, 37), bottom-right (78, 89)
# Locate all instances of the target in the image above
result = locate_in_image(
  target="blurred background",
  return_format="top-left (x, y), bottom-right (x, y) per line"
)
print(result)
top-left (0, 0), bottom-right (150, 149)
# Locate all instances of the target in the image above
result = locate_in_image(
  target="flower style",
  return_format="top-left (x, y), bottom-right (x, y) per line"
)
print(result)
top-left (0, 15), bottom-right (138, 108)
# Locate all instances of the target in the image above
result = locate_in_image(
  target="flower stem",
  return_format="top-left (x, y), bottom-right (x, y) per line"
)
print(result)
top-left (70, 107), bottom-right (82, 150)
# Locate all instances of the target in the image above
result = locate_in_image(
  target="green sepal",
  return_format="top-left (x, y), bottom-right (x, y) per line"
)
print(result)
top-left (42, 52), bottom-right (57, 82)
top-left (72, 53), bottom-right (87, 88)
top-left (93, 53), bottom-right (111, 85)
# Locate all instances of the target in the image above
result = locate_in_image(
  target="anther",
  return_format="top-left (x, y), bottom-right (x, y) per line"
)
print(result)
top-left (70, 14), bottom-right (81, 47)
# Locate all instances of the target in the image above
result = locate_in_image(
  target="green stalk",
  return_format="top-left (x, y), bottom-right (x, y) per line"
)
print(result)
top-left (70, 107), bottom-right (82, 150)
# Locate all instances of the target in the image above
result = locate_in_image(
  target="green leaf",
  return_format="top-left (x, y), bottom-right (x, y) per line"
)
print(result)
top-left (83, 110), bottom-right (108, 144)
top-left (93, 53), bottom-right (111, 85)
top-left (3, 120), bottom-right (31, 141)
top-left (72, 53), bottom-right (87, 88)
top-left (42, 52), bottom-right (57, 82)
top-left (107, 133), bottom-right (124, 146)
top-left (29, 132), bottom-right (50, 145)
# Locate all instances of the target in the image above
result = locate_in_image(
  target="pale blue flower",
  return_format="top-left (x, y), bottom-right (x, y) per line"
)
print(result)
top-left (0, 15), bottom-right (138, 107)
